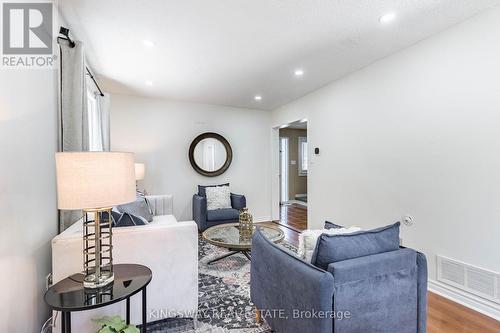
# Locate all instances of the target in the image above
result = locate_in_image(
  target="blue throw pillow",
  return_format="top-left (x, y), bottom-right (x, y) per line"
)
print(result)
top-left (111, 211), bottom-right (147, 228)
top-left (324, 221), bottom-right (343, 229)
top-left (115, 194), bottom-right (153, 222)
top-left (198, 183), bottom-right (229, 197)
top-left (312, 222), bottom-right (401, 270)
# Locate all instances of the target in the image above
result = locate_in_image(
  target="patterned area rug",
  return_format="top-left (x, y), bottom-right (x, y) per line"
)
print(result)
top-left (146, 235), bottom-right (296, 332)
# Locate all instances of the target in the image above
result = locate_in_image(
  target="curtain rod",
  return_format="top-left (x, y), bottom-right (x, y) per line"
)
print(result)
top-left (57, 27), bottom-right (105, 97)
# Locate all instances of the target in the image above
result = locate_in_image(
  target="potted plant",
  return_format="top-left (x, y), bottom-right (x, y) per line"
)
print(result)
top-left (93, 316), bottom-right (140, 333)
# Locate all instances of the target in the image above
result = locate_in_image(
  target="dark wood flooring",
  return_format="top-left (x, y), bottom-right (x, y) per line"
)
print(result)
top-left (276, 203), bottom-right (308, 232)
top-left (259, 207), bottom-right (500, 333)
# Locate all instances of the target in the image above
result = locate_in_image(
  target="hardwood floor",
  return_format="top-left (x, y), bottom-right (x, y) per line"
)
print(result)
top-left (276, 203), bottom-right (308, 232)
top-left (259, 218), bottom-right (500, 333)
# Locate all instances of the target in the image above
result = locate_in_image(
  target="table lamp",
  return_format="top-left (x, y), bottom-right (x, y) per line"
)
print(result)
top-left (134, 163), bottom-right (145, 181)
top-left (55, 152), bottom-right (136, 288)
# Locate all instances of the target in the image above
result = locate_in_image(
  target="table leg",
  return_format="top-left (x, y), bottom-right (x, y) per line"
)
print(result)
top-left (126, 297), bottom-right (130, 324)
top-left (207, 250), bottom-right (240, 265)
top-left (61, 311), bottom-right (71, 333)
top-left (242, 251), bottom-right (252, 260)
top-left (142, 287), bottom-right (147, 333)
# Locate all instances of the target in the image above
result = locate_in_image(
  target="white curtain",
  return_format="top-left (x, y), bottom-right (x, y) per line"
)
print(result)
top-left (58, 39), bottom-right (111, 231)
top-left (88, 91), bottom-right (110, 151)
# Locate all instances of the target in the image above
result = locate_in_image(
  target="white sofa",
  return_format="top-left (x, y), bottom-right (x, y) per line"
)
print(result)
top-left (51, 195), bottom-right (198, 333)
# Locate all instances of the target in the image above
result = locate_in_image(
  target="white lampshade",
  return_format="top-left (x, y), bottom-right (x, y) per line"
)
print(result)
top-left (55, 152), bottom-right (136, 210)
top-left (135, 163), bottom-right (145, 180)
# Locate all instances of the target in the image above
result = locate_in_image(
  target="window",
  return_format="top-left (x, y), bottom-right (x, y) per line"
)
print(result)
top-left (298, 136), bottom-right (307, 176)
top-left (87, 88), bottom-right (103, 151)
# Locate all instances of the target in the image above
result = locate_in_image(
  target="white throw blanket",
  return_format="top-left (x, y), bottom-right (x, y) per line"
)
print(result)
top-left (298, 227), bottom-right (361, 263)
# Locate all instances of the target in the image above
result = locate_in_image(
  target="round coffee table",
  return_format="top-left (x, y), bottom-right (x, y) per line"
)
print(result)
top-left (202, 223), bottom-right (284, 264)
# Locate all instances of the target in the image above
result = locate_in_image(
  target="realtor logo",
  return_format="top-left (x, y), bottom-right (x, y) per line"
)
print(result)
top-left (2, 2), bottom-right (52, 54)
top-left (1, 1), bottom-right (55, 68)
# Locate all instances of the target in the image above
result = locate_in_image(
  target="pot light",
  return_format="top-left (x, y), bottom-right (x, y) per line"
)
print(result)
top-left (143, 40), bottom-right (156, 47)
top-left (145, 80), bottom-right (153, 86)
top-left (379, 12), bottom-right (396, 24)
top-left (254, 95), bottom-right (262, 101)
top-left (294, 69), bottom-right (304, 77)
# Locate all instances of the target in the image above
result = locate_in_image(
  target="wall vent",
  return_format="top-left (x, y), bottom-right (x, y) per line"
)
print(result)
top-left (437, 255), bottom-right (499, 304)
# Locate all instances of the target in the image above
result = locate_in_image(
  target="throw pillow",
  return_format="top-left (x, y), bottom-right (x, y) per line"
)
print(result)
top-left (206, 186), bottom-right (232, 210)
top-left (311, 222), bottom-right (401, 270)
top-left (115, 194), bottom-right (153, 222)
top-left (298, 227), bottom-right (361, 263)
top-left (111, 211), bottom-right (147, 227)
top-left (198, 183), bottom-right (230, 197)
top-left (324, 221), bottom-right (343, 229)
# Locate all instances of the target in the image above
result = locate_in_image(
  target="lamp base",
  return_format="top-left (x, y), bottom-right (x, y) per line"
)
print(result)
top-left (83, 207), bottom-right (114, 289)
top-left (83, 271), bottom-right (114, 289)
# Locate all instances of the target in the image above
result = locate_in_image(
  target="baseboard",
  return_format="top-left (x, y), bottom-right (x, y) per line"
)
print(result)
top-left (254, 216), bottom-right (272, 223)
top-left (428, 280), bottom-right (500, 321)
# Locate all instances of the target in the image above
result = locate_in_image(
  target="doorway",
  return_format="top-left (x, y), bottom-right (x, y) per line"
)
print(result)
top-left (276, 120), bottom-right (308, 231)
top-left (279, 137), bottom-right (289, 203)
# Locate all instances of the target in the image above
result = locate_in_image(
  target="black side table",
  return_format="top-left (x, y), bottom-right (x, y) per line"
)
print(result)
top-left (44, 264), bottom-right (152, 333)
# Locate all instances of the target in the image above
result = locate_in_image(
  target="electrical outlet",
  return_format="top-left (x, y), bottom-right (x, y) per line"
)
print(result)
top-left (45, 273), bottom-right (52, 290)
top-left (402, 215), bottom-right (414, 226)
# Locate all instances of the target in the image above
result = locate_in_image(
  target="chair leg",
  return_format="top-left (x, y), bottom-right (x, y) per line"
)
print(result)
top-left (255, 307), bottom-right (262, 324)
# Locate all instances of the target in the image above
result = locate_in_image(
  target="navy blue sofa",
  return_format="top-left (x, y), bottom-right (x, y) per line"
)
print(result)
top-left (192, 185), bottom-right (246, 231)
top-left (250, 227), bottom-right (428, 333)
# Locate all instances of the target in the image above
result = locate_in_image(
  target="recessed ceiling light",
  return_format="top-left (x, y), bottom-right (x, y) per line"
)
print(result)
top-left (254, 95), bottom-right (262, 101)
top-left (294, 69), bottom-right (304, 77)
top-left (145, 80), bottom-right (153, 86)
top-left (379, 12), bottom-right (396, 24)
top-left (143, 40), bottom-right (156, 47)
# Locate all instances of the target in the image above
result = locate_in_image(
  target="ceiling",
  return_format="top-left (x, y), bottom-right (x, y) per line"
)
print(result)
top-left (58, 0), bottom-right (500, 111)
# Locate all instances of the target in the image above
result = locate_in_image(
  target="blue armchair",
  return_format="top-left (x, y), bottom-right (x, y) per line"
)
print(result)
top-left (250, 228), bottom-right (428, 333)
top-left (192, 188), bottom-right (246, 231)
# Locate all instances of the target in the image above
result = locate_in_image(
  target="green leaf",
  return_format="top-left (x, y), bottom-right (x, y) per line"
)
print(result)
top-left (97, 327), bottom-right (115, 333)
top-left (122, 326), bottom-right (140, 333)
top-left (92, 316), bottom-right (127, 332)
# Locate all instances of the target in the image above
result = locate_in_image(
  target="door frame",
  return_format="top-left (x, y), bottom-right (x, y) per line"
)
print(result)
top-left (270, 120), bottom-right (308, 223)
top-left (279, 136), bottom-right (289, 203)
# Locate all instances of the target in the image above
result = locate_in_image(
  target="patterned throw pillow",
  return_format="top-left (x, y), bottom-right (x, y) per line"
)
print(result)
top-left (116, 194), bottom-right (153, 222)
top-left (206, 186), bottom-right (232, 210)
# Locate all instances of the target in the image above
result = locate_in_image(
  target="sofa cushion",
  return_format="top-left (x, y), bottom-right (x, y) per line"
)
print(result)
top-left (198, 183), bottom-right (229, 197)
top-left (312, 222), bottom-right (401, 270)
top-left (116, 194), bottom-right (153, 222)
top-left (151, 214), bottom-right (178, 225)
top-left (207, 208), bottom-right (239, 221)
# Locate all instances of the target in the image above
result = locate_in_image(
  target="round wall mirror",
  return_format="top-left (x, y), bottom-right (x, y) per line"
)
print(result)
top-left (189, 132), bottom-right (233, 177)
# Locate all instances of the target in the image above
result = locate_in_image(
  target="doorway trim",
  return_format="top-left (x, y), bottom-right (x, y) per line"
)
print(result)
top-left (270, 120), bottom-right (308, 223)
top-left (279, 136), bottom-right (289, 203)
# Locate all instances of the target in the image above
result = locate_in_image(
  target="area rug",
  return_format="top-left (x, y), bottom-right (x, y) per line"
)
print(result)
top-left (146, 235), bottom-right (297, 332)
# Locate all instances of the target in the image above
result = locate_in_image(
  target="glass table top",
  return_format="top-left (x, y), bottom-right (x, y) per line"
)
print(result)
top-left (44, 264), bottom-right (152, 311)
top-left (202, 223), bottom-right (284, 249)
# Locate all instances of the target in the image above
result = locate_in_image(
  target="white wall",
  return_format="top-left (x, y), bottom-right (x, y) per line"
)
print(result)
top-left (272, 6), bottom-right (500, 316)
top-left (111, 94), bottom-right (271, 221)
top-left (0, 70), bottom-right (58, 331)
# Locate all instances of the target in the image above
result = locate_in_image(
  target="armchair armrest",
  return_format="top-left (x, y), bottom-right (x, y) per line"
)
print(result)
top-left (230, 193), bottom-right (246, 210)
top-left (193, 194), bottom-right (207, 231)
top-left (146, 194), bottom-right (173, 216)
top-left (251, 228), bottom-right (334, 333)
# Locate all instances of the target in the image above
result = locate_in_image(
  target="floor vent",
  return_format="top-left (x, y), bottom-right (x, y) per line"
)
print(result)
top-left (437, 256), bottom-right (499, 304)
